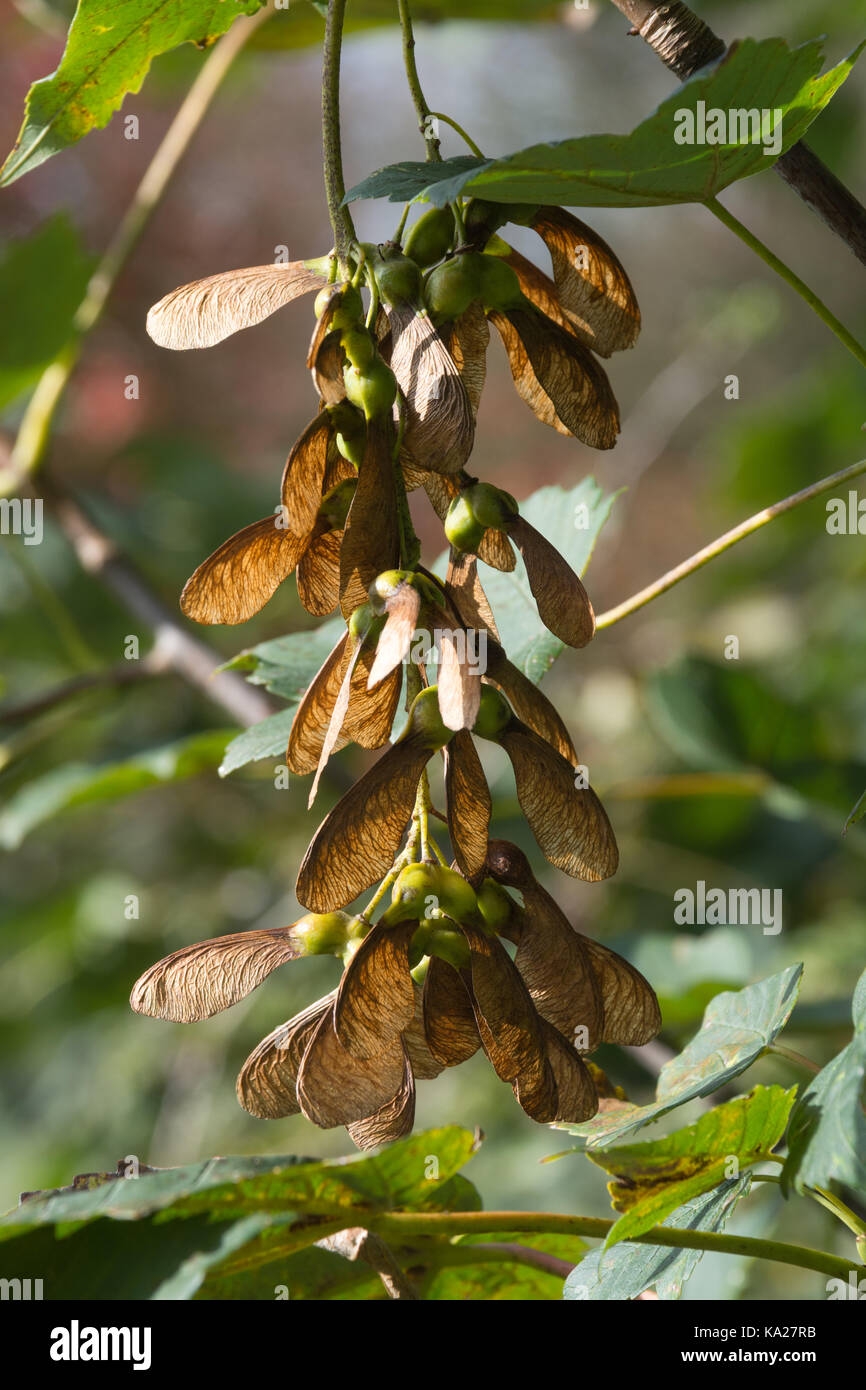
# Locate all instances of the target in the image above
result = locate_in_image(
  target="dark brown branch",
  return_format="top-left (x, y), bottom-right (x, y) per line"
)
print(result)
top-left (608, 0), bottom-right (866, 266)
top-left (42, 480), bottom-right (275, 729)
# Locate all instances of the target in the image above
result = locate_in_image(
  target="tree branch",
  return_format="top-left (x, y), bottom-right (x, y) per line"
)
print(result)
top-left (607, 0), bottom-right (866, 267)
top-left (42, 480), bottom-right (275, 729)
top-left (322, 0), bottom-right (356, 264)
top-left (595, 455), bottom-right (866, 630)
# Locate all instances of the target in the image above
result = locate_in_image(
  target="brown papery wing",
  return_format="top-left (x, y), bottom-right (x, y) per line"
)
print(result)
top-left (444, 730), bottom-right (491, 884)
top-left (508, 514), bottom-right (595, 648)
top-left (389, 303), bottom-right (475, 475)
top-left (286, 634), bottom-right (348, 775)
top-left (485, 646), bottom-right (576, 763)
top-left (445, 549), bottom-right (501, 642)
top-left (130, 927), bottom-right (302, 1022)
top-left (334, 920), bottom-right (417, 1059)
top-left (297, 527), bottom-right (342, 616)
top-left (180, 517), bottom-right (304, 625)
top-left (366, 583), bottom-right (421, 688)
top-left (490, 308), bottom-right (619, 450)
top-left (422, 956), bottom-right (480, 1067)
top-left (236, 993), bottom-right (334, 1118)
top-left (146, 262), bottom-right (325, 350)
top-left (339, 417), bottom-right (400, 618)
top-left (297, 1007), bottom-right (407, 1128)
top-left (280, 413), bottom-right (331, 537)
top-left (500, 721), bottom-right (618, 881)
top-left (504, 246), bottom-right (584, 338)
top-left (346, 1043), bottom-right (415, 1149)
top-left (461, 921), bottom-right (545, 1084)
top-left (539, 1019), bottom-right (598, 1122)
top-left (443, 302), bottom-right (490, 413)
top-left (532, 207), bottom-right (640, 358)
top-left (582, 937), bottom-right (662, 1046)
top-left (437, 628), bottom-right (481, 732)
top-left (296, 734), bottom-right (431, 912)
top-left (512, 891), bottom-right (604, 1048)
top-left (403, 983), bottom-right (444, 1080)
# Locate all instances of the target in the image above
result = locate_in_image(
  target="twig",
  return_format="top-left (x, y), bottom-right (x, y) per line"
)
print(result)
top-left (398, 0), bottom-right (441, 161)
top-left (706, 197), bottom-right (866, 368)
top-left (595, 455), bottom-right (866, 630)
top-left (607, 0), bottom-right (866, 267)
top-left (0, 656), bottom-right (165, 725)
top-left (464, 1242), bottom-right (574, 1280)
top-left (43, 481), bottom-right (275, 728)
top-left (1, 7), bottom-right (271, 499)
top-left (322, 0), bottom-right (356, 264)
top-left (369, 1209), bottom-right (862, 1280)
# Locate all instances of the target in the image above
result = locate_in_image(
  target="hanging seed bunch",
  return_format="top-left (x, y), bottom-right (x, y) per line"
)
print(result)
top-left (133, 194), bottom-right (660, 1147)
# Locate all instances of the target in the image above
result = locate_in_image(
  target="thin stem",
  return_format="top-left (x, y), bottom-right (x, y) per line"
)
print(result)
top-left (768, 1042), bottom-right (821, 1076)
top-left (397, 0), bottom-right (441, 161)
top-left (0, 657), bottom-right (164, 725)
top-left (596, 455), bottom-right (866, 630)
top-left (367, 1210), bottom-right (861, 1281)
top-left (414, 768), bottom-right (432, 860)
top-left (705, 197), bottom-right (866, 368)
top-left (807, 1187), bottom-right (866, 1240)
top-left (428, 112), bottom-right (484, 159)
top-left (1, 7), bottom-right (270, 497)
top-left (322, 0), bottom-right (356, 265)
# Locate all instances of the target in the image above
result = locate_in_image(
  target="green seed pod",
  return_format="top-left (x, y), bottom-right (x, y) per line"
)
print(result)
top-left (368, 569), bottom-right (414, 613)
top-left (406, 684), bottom-right (454, 750)
top-left (472, 684), bottom-right (513, 742)
top-left (373, 246), bottom-right (423, 306)
top-left (347, 602), bottom-right (386, 648)
top-left (424, 252), bottom-right (484, 324)
top-left (335, 429), bottom-right (366, 466)
top-left (318, 477), bottom-right (356, 530)
top-left (477, 254), bottom-right (523, 311)
top-left (426, 921), bottom-right (471, 970)
top-left (408, 919), bottom-right (434, 969)
top-left (444, 494), bottom-right (485, 554)
top-left (463, 481), bottom-right (519, 530)
top-left (464, 199), bottom-right (540, 241)
top-left (340, 325), bottom-right (377, 371)
top-left (476, 877), bottom-right (514, 935)
top-left (343, 358), bottom-right (397, 420)
top-left (291, 910), bottom-right (353, 956)
top-left (390, 863), bottom-right (478, 925)
top-left (314, 282), bottom-right (364, 329)
top-left (403, 206), bottom-right (456, 268)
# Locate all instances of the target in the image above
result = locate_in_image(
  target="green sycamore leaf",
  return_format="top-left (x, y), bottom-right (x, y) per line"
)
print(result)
top-left (0, 217), bottom-right (93, 410)
top-left (344, 37), bottom-right (864, 209)
top-left (783, 967), bottom-right (866, 1199)
top-left (0, 1127), bottom-right (479, 1235)
top-left (421, 1230), bottom-right (588, 1301)
top-left (456, 478), bottom-right (617, 683)
top-left (0, 1129), bottom-right (481, 1298)
top-left (219, 617), bottom-right (343, 774)
top-left (0, 0), bottom-right (266, 187)
top-left (591, 1085), bottom-right (795, 1250)
top-left (564, 1175), bottom-right (752, 1301)
top-left (556, 965), bottom-right (803, 1150)
top-left (0, 730), bottom-right (233, 850)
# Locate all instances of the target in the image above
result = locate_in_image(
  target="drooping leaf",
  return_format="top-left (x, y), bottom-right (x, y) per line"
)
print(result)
top-left (557, 965), bottom-right (803, 1150)
top-left (563, 1176), bottom-right (752, 1301)
top-left (591, 1085), bottom-right (795, 1248)
top-left (0, 730), bottom-right (232, 849)
top-left (345, 39), bottom-right (864, 209)
top-left (1, 0), bottom-right (266, 186)
top-left (783, 967), bottom-right (866, 1199)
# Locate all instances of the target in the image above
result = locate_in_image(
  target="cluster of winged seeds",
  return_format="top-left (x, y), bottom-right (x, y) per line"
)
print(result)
top-left (132, 197), bottom-right (661, 1147)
